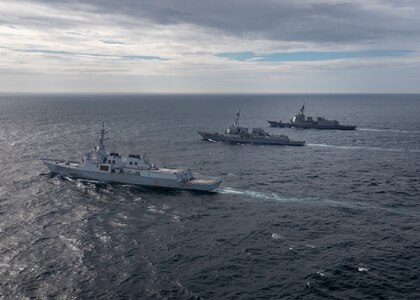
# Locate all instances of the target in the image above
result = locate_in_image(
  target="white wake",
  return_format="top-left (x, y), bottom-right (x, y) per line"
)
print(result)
top-left (307, 143), bottom-right (420, 153)
top-left (216, 187), bottom-right (303, 202)
top-left (358, 128), bottom-right (420, 133)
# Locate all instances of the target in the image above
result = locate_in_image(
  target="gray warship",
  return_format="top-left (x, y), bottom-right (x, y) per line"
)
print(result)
top-left (42, 123), bottom-right (222, 191)
top-left (198, 110), bottom-right (305, 146)
top-left (268, 105), bottom-right (356, 130)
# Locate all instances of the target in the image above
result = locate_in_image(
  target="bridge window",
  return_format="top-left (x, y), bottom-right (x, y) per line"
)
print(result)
top-left (100, 165), bottom-right (109, 171)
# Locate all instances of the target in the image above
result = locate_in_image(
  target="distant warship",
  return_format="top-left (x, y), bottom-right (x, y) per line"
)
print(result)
top-left (268, 105), bottom-right (356, 130)
top-left (198, 110), bottom-right (305, 146)
top-left (42, 123), bottom-right (222, 191)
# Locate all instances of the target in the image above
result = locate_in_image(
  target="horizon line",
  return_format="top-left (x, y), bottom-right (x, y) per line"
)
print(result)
top-left (1, 92), bottom-right (420, 95)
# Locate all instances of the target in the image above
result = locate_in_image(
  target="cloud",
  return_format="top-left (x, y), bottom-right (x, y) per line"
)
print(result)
top-left (13, 48), bottom-right (163, 60)
top-left (28, 0), bottom-right (420, 44)
top-left (102, 40), bottom-right (125, 45)
top-left (0, 0), bottom-right (420, 92)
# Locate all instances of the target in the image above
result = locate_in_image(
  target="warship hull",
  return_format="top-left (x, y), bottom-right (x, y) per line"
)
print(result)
top-left (198, 132), bottom-right (305, 146)
top-left (42, 159), bottom-right (221, 191)
top-left (267, 120), bottom-right (356, 130)
top-left (267, 121), bottom-right (293, 128)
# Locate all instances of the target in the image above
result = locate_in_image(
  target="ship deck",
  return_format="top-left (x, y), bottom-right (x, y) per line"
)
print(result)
top-left (42, 158), bottom-right (80, 168)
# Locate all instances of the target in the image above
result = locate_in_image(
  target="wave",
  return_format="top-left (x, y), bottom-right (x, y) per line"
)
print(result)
top-left (307, 143), bottom-right (420, 153)
top-left (358, 128), bottom-right (420, 133)
top-left (62, 175), bottom-right (75, 182)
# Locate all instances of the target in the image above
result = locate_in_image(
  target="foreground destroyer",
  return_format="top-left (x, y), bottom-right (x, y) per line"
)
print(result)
top-left (268, 105), bottom-right (356, 130)
top-left (42, 124), bottom-right (222, 191)
top-left (198, 110), bottom-right (305, 146)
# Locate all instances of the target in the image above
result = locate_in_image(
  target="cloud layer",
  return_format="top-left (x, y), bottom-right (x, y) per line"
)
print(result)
top-left (1, 0), bottom-right (420, 92)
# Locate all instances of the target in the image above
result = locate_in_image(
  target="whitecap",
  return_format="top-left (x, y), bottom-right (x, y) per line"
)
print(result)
top-left (271, 233), bottom-right (282, 240)
top-left (147, 205), bottom-right (165, 214)
top-left (63, 176), bottom-right (75, 182)
top-left (76, 181), bottom-right (86, 189)
top-left (97, 234), bottom-right (110, 244)
top-left (358, 266), bottom-right (369, 272)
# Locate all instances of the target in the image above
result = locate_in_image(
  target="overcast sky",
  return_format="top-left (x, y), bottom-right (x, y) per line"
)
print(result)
top-left (1, 0), bottom-right (420, 93)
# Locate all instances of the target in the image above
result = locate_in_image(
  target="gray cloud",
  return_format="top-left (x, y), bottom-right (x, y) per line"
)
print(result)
top-left (12, 48), bottom-right (163, 60)
top-left (29, 0), bottom-right (420, 43)
top-left (2, 0), bottom-right (420, 93)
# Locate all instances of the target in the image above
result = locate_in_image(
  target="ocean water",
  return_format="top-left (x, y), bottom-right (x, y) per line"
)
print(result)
top-left (0, 94), bottom-right (419, 299)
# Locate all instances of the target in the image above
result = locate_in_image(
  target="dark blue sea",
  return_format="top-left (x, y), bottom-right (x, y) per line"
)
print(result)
top-left (0, 94), bottom-right (419, 299)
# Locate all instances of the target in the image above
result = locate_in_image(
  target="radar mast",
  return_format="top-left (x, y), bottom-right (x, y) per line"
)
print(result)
top-left (96, 122), bottom-right (109, 159)
top-left (233, 109), bottom-right (241, 128)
